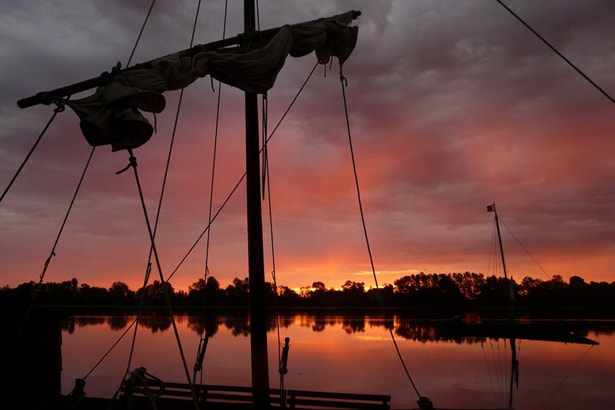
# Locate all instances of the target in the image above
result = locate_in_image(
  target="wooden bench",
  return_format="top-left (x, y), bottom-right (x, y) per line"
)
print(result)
top-left (121, 380), bottom-right (390, 409)
top-left (287, 388), bottom-right (390, 409)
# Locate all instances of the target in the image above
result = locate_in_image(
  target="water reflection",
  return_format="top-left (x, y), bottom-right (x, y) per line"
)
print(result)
top-left (57, 313), bottom-right (615, 409)
top-left (60, 312), bottom-right (615, 342)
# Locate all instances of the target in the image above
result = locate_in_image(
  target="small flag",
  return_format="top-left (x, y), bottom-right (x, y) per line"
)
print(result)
top-left (487, 204), bottom-right (495, 212)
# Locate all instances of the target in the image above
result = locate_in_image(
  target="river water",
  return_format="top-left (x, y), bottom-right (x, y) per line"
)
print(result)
top-left (59, 313), bottom-right (615, 409)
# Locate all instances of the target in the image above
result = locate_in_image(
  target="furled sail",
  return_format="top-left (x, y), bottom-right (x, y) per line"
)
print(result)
top-left (64, 11), bottom-right (359, 151)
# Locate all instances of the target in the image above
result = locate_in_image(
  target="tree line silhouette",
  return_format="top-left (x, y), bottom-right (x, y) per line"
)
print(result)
top-left (1, 272), bottom-right (614, 313)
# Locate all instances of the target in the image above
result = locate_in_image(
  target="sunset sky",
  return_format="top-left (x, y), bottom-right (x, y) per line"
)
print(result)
top-left (1, 0), bottom-right (613, 293)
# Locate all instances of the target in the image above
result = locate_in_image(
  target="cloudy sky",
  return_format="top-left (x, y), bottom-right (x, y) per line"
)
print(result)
top-left (1, 0), bottom-right (613, 292)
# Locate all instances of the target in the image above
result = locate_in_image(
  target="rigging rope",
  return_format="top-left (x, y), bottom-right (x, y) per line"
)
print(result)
top-left (481, 340), bottom-right (499, 404)
top-left (500, 217), bottom-right (551, 280)
top-left (542, 344), bottom-right (596, 408)
top-left (102, 0), bottom-right (161, 397)
top-left (1, 134), bottom-right (94, 388)
top-left (166, 62), bottom-right (320, 281)
top-left (126, 0), bottom-right (157, 68)
top-left (486, 338), bottom-right (507, 406)
top-left (203, 0), bottom-right (228, 286)
top-left (0, 101), bottom-right (64, 204)
top-left (261, 94), bottom-right (269, 199)
top-left (496, 0), bottom-right (615, 105)
top-left (38, 146), bottom-right (96, 283)
top-left (196, 0), bottom-right (226, 386)
top-left (123, 149), bottom-right (199, 409)
top-left (338, 73), bottom-right (425, 402)
top-left (83, 319), bottom-right (138, 381)
top-left (123, 262), bottom-right (152, 373)
top-left (260, 90), bottom-right (288, 393)
top-left (115, 2), bottom-right (204, 407)
top-left (83, 0), bottom-right (206, 401)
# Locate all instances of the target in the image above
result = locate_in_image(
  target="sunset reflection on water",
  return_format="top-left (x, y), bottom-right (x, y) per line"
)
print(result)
top-left (60, 314), bottom-right (615, 409)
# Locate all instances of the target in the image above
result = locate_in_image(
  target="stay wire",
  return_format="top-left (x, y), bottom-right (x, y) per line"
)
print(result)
top-left (265, 62), bottom-right (319, 145)
top-left (125, 150), bottom-right (200, 410)
top-left (105, 0), bottom-right (160, 396)
top-left (490, 340), bottom-right (505, 405)
top-left (542, 344), bottom-right (596, 408)
top-left (204, 0), bottom-right (228, 286)
top-left (339, 73), bottom-right (423, 400)
top-left (1, 135), bottom-right (95, 388)
top-left (481, 341), bottom-right (499, 404)
top-left (261, 94), bottom-right (268, 199)
top-left (167, 62), bottom-right (319, 281)
top-left (126, 0), bottom-right (156, 68)
top-left (88, 264), bottom-right (176, 390)
top-left (196, 0), bottom-right (224, 385)
top-left (496, 0), bottom-right (615, 105)
top-left (102, 0), bottom-right (160, 395)
top-left (260, 91), bottom-right (286, 391)
top-left (83, 319), bottom-right (138, 381)
top-left (144, 0), bottom-right (202, 283)
top-left (0, 102), bottom-right (63, 204)
top-left (125, 2), bottom-right (203, 407)
top-left (500, 217), bottom-right (551, 280)
top-left (111, 1), bottom-right (201, 403)
top-left (39, 146), bottom-right (96, 284)
top-left (119, 263), bottom-right (152, 388)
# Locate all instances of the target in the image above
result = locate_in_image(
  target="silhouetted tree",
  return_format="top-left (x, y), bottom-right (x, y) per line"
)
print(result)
top-left (225, 277), bottom-right (250, 305)
top-left (276, 285), bottom-right (302, 306)
top-left (3, 272), bottom-right (614, 313)
top-left (108, 281), bottom-right (134, 305)
top-left (340, 280), bottom-right (367, 305)
top-left (137, 280), bottom-right (174, 305)
top-left (188, 276), bottom-right (223, 305)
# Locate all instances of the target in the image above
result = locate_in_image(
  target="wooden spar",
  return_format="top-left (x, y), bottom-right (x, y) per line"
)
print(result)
top-left (16, 10), bottom-right (362, 109)
top-left (243, 0), bottom-right (270, 408)
top-left (17, 36), bottom-right (240, 109)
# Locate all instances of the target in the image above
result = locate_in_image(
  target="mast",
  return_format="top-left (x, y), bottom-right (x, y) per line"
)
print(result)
top-left (244, 1), bottom-right (270, 408)
top-left (492, 204), bottom-right (509, 281)
top-left (508, 337), bottom-right (518, 409)
top-left (488, 203), bottom-right (517, 409)
top-left (488, 202), bottom-right (514, 322)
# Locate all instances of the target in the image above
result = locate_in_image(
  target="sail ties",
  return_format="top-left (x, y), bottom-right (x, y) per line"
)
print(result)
top-left (64, 79), bottom-right (166, 152)
top-left (58, 10), bottom-right (360, 151)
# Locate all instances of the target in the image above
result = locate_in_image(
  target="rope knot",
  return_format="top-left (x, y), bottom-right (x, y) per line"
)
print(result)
top-left (116, 152), bottom-right (138, 174)
top-left (40, 94), bottom-right (67, 113)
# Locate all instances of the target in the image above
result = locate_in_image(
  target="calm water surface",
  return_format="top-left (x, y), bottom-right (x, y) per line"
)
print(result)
top-left (60, 313), bottom-right (615, 409)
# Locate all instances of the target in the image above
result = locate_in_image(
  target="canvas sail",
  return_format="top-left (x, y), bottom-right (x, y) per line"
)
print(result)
top-left (63, 11), bottom-right (359, 151)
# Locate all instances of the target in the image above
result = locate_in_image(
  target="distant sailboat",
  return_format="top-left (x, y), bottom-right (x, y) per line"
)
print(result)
top-left (433, 203), bottom-right (598, 410)
top-left (438, 203), bottom-right (598, 345)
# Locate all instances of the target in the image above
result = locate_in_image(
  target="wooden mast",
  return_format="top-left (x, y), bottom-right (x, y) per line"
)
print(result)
top-left (243, 1), bottom-right (270, 408)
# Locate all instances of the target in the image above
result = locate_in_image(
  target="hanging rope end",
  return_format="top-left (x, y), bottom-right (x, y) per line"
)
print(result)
top-left (417, 396), bottom-right (434, 409)
top-left (116, 150), bottom-right (138, 174)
